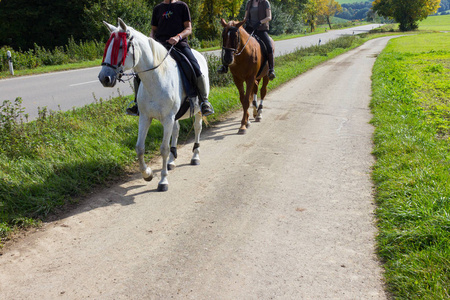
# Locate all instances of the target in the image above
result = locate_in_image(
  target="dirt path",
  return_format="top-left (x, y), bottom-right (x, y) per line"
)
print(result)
top-left (0, 37), bottom-right (393, 299)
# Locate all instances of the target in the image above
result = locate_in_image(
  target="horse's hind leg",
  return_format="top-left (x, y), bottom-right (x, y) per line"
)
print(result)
top-left (190, 113), bottom-right (202, 165)
top-left (256, 76), bottom-right (269, 122)
top-left (252, 80), bottom-right (260, 121)
top-left (136, 116), bottom-right (154, 182)
top-left (167, 120), bottom-right (180, 170)
top-left (157, 117), bottom-right (175, 192)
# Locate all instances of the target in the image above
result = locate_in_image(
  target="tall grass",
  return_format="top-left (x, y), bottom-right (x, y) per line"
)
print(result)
top-left (370, 33), bottom-right (450, 298)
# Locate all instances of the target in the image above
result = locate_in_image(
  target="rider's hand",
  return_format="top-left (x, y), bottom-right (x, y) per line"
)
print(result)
top-left (167, 35), bottom-right (180, 45)
top-left (256, 21), bottom-right (262, 28)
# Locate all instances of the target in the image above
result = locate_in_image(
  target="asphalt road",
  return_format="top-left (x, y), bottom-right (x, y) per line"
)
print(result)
top-left (0, 36), bottom-right (393, 299)
top-left (0, 24), bottom-right (381, 121)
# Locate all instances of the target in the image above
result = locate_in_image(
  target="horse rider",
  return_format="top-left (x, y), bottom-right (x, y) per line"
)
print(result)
top-left (127, 0), bottom-right (214, 117)
top-left (217, 0), bottom-right (276, 80)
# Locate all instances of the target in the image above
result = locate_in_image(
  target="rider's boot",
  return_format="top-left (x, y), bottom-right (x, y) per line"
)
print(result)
top-left (197, 74), bottom-right (214, 116)
top-left (268, 53), bottom-right (276, 80)
top-left (126, 75), bottom-right (140, 116)
top-left (217, 65), bottom-right (228, 74)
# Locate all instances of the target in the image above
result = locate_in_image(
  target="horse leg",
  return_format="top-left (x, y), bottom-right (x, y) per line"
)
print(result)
top-left (232, 76), bottom-right (248, 135)
top-left (238, 78), bottom-right (254, 134)
top-left (157, 117), bottom-right (175, 192)
top-left (256, 76), bottom-right (269, 122)
top-left (190, 112), bottom-right (202, 165)
top-left (136, 116), bottom-right (153, 182)
top-left (167, 120), bottom-right (180, 170)
top-left (252, 80), bottom-right (260, 121)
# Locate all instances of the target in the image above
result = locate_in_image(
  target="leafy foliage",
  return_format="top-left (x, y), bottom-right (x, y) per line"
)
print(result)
top-left (0, 39), bottom-right (103, 72)
top-left (304, 0), bottom-right (328, 31)
top-left (82, 0), bottom-right (155, 42)
top-left (0, 0), bottom-right (310, 50)
top-left (336, 1), bottom-right (371, 20)
top-left (372, 0), bottom-right (441, 31)
top-left (0, 0), bottom-right (96, 49)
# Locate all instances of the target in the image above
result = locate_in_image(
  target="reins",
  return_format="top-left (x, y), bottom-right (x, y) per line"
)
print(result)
top-left (222, 28), bottom-right (255, 56)
top-left (118, 43), bottom-right (175, 82)
top-left (124, 44), bottom-right (175, 78)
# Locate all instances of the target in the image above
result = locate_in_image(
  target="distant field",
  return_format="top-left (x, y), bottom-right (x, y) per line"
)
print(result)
top-left (419, 14), bottom-right (450, 31)
top-left (332, 16), bottom-right (351, 23)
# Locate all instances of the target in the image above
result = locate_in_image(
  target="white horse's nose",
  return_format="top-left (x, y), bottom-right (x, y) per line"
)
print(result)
top-left (98, 68), bottom-right (117, 87)
top-left (99, 75), bottom-right (115, 87)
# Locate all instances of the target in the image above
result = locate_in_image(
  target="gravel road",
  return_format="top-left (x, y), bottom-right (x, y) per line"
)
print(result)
top-left (0, 36), bottom-right (394, 299)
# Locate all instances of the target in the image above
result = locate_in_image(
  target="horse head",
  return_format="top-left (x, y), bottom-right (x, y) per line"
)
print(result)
top-left (98, 18), bottom-right (136, 87)
top-left (220, 19), bottom-right (246, 66)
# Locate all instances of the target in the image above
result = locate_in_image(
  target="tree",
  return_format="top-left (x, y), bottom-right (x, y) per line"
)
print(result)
top-left (304, 0), bottom-right (327, 32)
top-left (322, 0), bottom-right (342, 29)
top-left (0, 0), bottom-right (96, 49)
top-left (83, 0), bottom-right (153, 42)
top-left (372, 0), bottom-right (440, 31)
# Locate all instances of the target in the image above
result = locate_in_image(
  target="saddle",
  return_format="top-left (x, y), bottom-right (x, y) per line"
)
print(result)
top-left (170, 48), bottom-right (199, 120)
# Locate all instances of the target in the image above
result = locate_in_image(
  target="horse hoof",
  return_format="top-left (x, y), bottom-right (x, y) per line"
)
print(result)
top-left (238, 128), bottom-right (246, 135)
top-left (157, 183), bottom-right (169, 192)
top-left (143, 172), bottom-right (153, 182)
top-left (191, 159), bottom-right (200, 165)
top-left (168, 163), bottom-right (175, 170)
top-left (255, 116), bottom-right (262, 122)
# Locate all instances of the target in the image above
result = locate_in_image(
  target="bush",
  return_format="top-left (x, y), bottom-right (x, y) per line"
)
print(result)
top-left (33, 44), bottom-right (70, 66)
top-left (0, 47), bottom-right (39, 71)
top-left (205, 53), bottom-right (233, 87)
top-left (270, 4), bottom-right (303, 35)
top-left (66, 37), bottom-right (104, 62)
top-left (0, 38), bottom-right (104, 72)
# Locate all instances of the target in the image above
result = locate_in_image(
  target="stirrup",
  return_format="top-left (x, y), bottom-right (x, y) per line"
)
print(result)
top-left (201, 101), bottom-right (214, 117)
top-left (268, 70), bottom-right (276, 80)
top-left (217, 65), bottom-right (228, 74)
top-left (126, 101), bottom-right (139, 116)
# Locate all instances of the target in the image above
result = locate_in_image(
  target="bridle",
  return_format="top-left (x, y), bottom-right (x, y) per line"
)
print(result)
top-left (222, 26), bottom-right (254, 57)
top-left (101, 30), bottom-right (174, 82)
top-left (101, 31), bottom-right (134, 70)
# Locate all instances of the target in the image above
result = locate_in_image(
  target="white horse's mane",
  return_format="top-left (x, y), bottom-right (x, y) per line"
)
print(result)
top-left (128, 27), bottom-right (171, 74)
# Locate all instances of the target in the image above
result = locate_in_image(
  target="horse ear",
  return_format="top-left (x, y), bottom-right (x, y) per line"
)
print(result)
top-left (118, 18), bottom-right (127, 31)
top-left (236, 20), bottom-right (246, 28)
top-left (220, 18), bottom-right (228, 28)
top-left (103, 21), bottom-right (117, 33)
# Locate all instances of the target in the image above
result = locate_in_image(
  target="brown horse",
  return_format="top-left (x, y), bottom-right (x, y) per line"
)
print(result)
top-left (220, 19), bottom-right (274, 134)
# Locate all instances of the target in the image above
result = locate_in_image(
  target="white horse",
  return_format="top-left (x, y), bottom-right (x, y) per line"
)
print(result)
top-left (98, 18), bottom-right (208, 191)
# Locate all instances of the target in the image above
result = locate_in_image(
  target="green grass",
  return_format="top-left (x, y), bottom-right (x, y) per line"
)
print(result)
top-left (389, 32), bottom-right (450, 53)
top-left (419, 14), bottom-right (450, 31)
top-left (0, 34), bottom-right (368, 244)
top-left (371, 33), bottom-right (450, 299)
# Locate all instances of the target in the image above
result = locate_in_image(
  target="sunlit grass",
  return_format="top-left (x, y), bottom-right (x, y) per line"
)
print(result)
top-left (370, 33), bottom-right (450, 299)
top-left (419, 14), bottom-right (450, 31)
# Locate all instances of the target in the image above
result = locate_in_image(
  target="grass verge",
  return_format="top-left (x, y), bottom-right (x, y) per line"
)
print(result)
top-left (370, 33), bottom-right (450, 298)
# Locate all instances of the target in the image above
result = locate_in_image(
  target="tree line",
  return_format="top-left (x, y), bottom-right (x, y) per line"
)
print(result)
top-left (0, 0), bottom-right (443, 51)
top-left (0, 0), bottom-right (308, 50)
